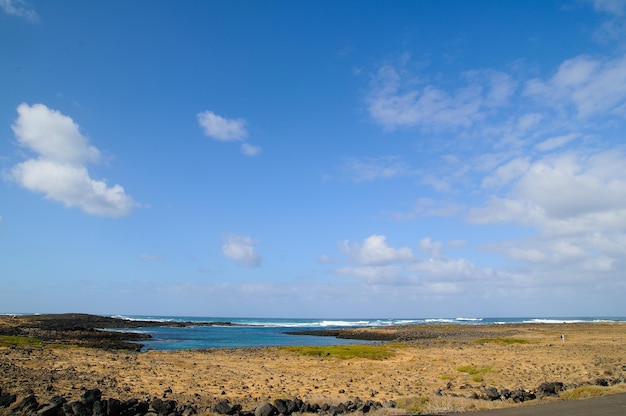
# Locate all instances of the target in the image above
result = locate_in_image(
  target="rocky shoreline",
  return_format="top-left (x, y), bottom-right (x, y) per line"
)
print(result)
top-left (0, 314), bottom-right (236, 351)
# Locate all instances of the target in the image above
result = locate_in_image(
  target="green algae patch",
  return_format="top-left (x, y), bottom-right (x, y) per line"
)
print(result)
top-left (456, 365), bottom-right (492, 375)
top-left (475, 338), bottom-right (529, 344)
top-left (280, 344), bottom-right (395, 360)
top-left (0, 335), bottom-right (42, 348)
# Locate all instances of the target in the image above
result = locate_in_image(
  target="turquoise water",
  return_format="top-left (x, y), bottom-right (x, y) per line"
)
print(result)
top-left (110, 315), bottom-right (626, 351)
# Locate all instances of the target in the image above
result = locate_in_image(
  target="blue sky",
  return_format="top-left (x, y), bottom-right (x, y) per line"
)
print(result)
top-left (1, 0), bottom-right (625, 318)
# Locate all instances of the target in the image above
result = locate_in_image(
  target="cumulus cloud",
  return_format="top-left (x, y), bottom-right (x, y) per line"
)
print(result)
top-left (333, 234), bottom-right (488, 296)
top-left (470, 150), bottom-right (626, 233)
top-left (6, 103), bottom-right (136, 217)
top-left (197, 111), bottom-right (247, 141)
top-left (222, 233), bottom-right (262, 267)
top-left (0, 0), bottom-right (38, 21)
top-left (197, 110), bottom-right (261, 156)
top-left (340, 234), bottom-right (414, 265)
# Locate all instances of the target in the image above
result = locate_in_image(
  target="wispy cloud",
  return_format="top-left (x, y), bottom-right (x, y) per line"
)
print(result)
top-left (0, 0), bottom-right (38, 22)
top-left (138, 253), bottom-right (164, 261)
top-left (366, 61), bottom-right (515, 132)
top-left (6, 103), bottom-right (136, 217)
top-left (524, 55), bottom-right (626, 118)
top-left (343, 155), bottom-right (409, 181)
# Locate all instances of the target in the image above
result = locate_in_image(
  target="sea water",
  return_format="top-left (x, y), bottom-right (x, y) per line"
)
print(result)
top-left (109, 315), bottom-right (626, 351)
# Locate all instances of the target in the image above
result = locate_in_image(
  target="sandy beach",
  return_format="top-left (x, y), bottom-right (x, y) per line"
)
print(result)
top-left (1, 315), bottom-right (625, 414)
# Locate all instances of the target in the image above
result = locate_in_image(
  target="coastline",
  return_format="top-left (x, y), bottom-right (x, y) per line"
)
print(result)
top-left (1, 314), bottom-right (625, 414)
top-left (0, 313), bottom-right (238, 351)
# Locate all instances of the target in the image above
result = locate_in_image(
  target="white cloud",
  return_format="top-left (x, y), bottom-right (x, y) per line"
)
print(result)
top-left (409, 256), bottom-right (478, 279)
top-left (334, 265), bottom-right (402, 284)
top-left (197, 110), bottom-right (261, 157)
top-left (240, 142), bottom-right (262, 156)
top-left (317, 254), bottom-right (340, 264)
top-left (197, 110), bottom-right (247, 142)
top-left (420, 174), bottom-right (452, 193)
top-left (6, 103), bottom-right (135, 217)
top-left (524, 55), bottom-right (626, 118)
top-left (340, 234), bottom-right (414, 265)
top-left (0, 0), bottom-right (38, 21)
top-left (592, 0), bottom-right (626, 16)
top-left (481, 157), bottom-right (530, 189)
top-left (515, 152), bottom-right (626, 220)
top-left (393, 197), bottom-right (462, 220)
top-left (222, 233), bottom-right (262, 267)
top-left (418, 237), bottom-right (442, 257)
top-left (12, 103), bottom-right (100, 165)
top-left (470, 150), bottom-right (626, 233)
top-left (343, 156), bottom-right (409, 181)
top-left (535, 133), bottom-right (578, 152)
top-left (505, 247), bottom-right (548, 263)
top-left (366, 63), bottom-right (515, 131)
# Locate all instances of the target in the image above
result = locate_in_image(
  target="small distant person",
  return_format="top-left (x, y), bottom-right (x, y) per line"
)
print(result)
top-left (561, 333), bottom-right (565, 344)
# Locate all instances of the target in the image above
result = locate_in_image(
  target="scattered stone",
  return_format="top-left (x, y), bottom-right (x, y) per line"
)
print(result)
top-left (484, 387), bottom-right (501, 401)
top-left (254, 401), bottom-right (277, 416)
top-left (536, 381), bottom-right (564, 398)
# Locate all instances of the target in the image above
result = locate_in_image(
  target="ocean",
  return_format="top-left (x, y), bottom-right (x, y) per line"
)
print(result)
top-left (110, 315), bottom-right (626, 351)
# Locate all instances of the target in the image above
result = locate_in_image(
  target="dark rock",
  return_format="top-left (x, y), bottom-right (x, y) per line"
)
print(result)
top-left (285, 399), bottom-right (298, 414)
top-left (71, 401), bottom-right (90, 416)
top-left (536, 381), bottom-right (564, 398)
top-left (16, 394), bottom-right (40, 413)
top-left (0, 393), bottom-right (17, 408)
top-left (93, 400), bottom-right (108, 416)
top-left (500, 388), bottom-right (511, 399)
top-left (37, 396), bottom-right (66, 416)
top-left (63, 402), bottom-right (74, 415)
top-left (484, 387), bottom-right (501, 401)
top-left (180, 406), bottom-right (196, 416)
top-left (81, 389), bottom-right (102, 410)
top-left (595, 378), bottom-right (609, 386)
top-left (510, 389), bottom-right (535, 403)
top-left (152, 398), bottom-right (177, 415)
top-left (107, 398), bottom-right (123, 416)
top-left (213, 400), bottom-right (234, 415)
top-left (255, 402), bottom-right (277, 416)
top-left (135, 400), bottom-right (150, 414)
top-left (273, 399), bottom-right (287, 415)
